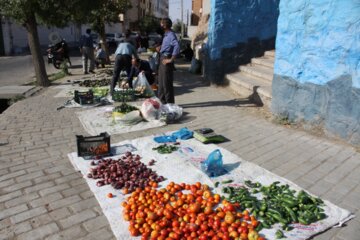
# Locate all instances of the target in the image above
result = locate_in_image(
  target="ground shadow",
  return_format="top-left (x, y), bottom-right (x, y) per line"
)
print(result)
top-left (70, 64), bottom-right (82, 69)
top-left (180, 98), bottom-right (260, 109)
top-left (170, 111), bottom-right (197, 124)
top-left (223, 162), bottom-right (241, 173)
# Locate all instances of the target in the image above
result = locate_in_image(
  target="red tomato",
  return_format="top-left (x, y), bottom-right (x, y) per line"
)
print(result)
top-left (204, 206), bottom-right (213, 215)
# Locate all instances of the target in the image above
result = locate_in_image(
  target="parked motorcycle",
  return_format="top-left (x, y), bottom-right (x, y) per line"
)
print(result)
top-left (46, 40), bottom-right (71, 69)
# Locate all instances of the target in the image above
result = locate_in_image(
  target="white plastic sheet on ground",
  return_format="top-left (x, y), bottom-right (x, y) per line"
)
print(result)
top-left (76, 106), bottom-right (166, 135)
top-left (67, 134), bottom-right (354, 240)
top-left (52, 85), bottom-right (90, 98)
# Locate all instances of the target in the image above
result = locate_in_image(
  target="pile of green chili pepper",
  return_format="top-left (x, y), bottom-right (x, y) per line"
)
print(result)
top-left (152, 144), bottom-right (179, 154)
top-left (223, 180), bottom-right (326, 232)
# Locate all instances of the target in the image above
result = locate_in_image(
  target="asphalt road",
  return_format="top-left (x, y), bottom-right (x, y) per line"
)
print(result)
top-left (0, 55), bottom-right (82, 87)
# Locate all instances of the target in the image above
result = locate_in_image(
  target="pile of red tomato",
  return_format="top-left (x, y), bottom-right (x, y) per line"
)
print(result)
top-left (121, 181), bottom-right (265, 240)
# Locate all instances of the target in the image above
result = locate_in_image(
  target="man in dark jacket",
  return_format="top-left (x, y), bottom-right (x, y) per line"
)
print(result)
top-left (128, 58), bottom-right (154, 88)
top-left (79, 29), bottom-right (95, 74)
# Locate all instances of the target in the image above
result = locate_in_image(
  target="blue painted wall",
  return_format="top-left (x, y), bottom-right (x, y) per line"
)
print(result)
top-left (274, 0), bottom-right (360, 88)
top-left (207, 0), bottom-right (280, 60)
top-left (272, 0), bottom-right (360, 145)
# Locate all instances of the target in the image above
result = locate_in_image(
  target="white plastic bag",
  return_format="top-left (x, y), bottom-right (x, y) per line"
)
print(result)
top-left (159, 104), bottom-right (183, 122)
top-left (140, 97), bottom-right (162, 121)
top-left (132, 72), bottom-right (155, 97)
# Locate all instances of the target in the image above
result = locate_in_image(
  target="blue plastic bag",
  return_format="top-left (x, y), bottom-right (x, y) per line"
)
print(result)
top-left (153, 135), bottom-right (177, 143)
top-left (172, 128), bottom-right (193, 140)
top-left (201, 149), bottom-right (226, 177)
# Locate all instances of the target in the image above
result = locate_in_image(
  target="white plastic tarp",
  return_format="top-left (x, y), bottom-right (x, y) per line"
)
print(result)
top-left (67, 134), bottom-right (354, 240)
top-left (76, 106), bottom-right (166, 136)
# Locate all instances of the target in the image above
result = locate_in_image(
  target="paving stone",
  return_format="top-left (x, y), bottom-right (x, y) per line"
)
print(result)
top-left (39, 183), bottom-right (71, 197)
top-left (24, 181), bottom-right (55, 194)
top-left (29, 192), bottom-right (63, 208)
top-left (15, 170), bottom-right (44, 183)
top-left (5, 192), bottom-right (39, 208)
top-left (0, 170), bottom-right (26, 182)
top-left (10, 206), bottom-right (48, 224)
top-left (61, 183), bottom-right (89, 198)
top-left (0, 204), bottom-right (28, 219)
top-left (0, 190), bottom-right (22, 203)
top-left (78, 227), bottom-right (115, 240)
top-left (58, 209), bottom-right (97, 229)
top-left (45, 225), bottom-right (87, 240)
top-left (80, 190), bottom-right (94, 200)
top-left (48, 207), bottom-right (72, 221)
top-left (9, 162), bottom-right (37, 172)
top-left (0, 221), bottom-right (33, 239)
top-left (0, 218), bottom-right (11, 231)
top-left (33, 172), bottom-right (62, 184)
top-left (25, 162), bottom-right (54, 173)
top-left (69, 198), bottom-right (99, 213)
top-left (48, 195), bottom-right (82, 211)
top-left (54, 172), bottom-right (82, 184)
top-left (16, 223), bottom-right (60, 240)
top-left (44, 164), bottom-right (72, 174)
top-left (0, 178), bottom-right (15, 189)
top-left (82, 215), bottom-right (110, 232)
top-left (24, 152), bottom-right (50, 162)
top-left (308, 179), bottom-right (334, 197)
top-left (29, 214), bottom-right (54, 228)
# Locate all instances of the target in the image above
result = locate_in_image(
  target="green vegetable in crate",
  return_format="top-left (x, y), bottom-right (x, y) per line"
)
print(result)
top-left (222, 180), bottom-right (327, 231)
top-left (152, 144), bottom-right (179, 154)
top-left (79, 78), bottom-right (111, 87)
top-left (92, 87), bottom-right (109, 97)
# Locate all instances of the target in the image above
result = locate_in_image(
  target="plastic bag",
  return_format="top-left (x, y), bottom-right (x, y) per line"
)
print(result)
top-left (112, 110), bottom-right (143, 126)
top-left (172, 128), bottom-right (193, 140)
top-left (140, 97), bottom-right (162, 121)
top-left (200, 149), bottom-right (226, 177)
top-left (153, 135), bottom-right (177, 143)
top-left (159, 104), bottom-right (183, 123)
top-left (133, 72), bottom-right (155, 97)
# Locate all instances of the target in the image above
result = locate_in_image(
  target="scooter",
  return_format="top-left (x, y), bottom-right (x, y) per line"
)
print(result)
top-left (46, 40), bottom-right (70, 69)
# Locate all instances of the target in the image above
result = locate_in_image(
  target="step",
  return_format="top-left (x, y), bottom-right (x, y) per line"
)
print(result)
top-left (264, 50), bottom-right (275, 58)
top-left (239, 64), bottom-right (274, 82)
top-left (251, 56), bottom-right (274, 68)
top-left (225, 71), bottom-right (272, 108)
top-left (24, 86), bottom-right (43, 98)
top-left (0, 86), bottom-right (35, 99)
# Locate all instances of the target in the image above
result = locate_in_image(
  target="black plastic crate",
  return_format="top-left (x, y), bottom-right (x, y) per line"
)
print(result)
top-left (74, 90), bottom-right (94, 104)
top-left (76, 132), bottom-right (111, 158)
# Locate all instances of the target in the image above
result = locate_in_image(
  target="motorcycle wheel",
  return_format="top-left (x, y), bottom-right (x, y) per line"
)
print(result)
top-left (53, 60), bottom-right (61, 69)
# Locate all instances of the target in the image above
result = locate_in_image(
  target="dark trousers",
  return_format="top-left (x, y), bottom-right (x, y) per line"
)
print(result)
top-left (111, 54), bottom-right (132, 93)
top-left (158, 56), bottom-right (174, 104)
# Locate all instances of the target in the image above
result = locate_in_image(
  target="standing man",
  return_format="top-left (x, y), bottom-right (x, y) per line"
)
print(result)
top-left (158, 18), bottom-right (180, 104)
top-left (79, 29), bottom-right (95, 74)
top-left (110, 31), bottom-right (139, 94)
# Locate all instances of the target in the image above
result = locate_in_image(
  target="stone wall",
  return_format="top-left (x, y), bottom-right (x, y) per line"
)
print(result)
top-left (272, 0), bottom-right (360, 145)
top-left (205, 0), bottom-right (280, 84)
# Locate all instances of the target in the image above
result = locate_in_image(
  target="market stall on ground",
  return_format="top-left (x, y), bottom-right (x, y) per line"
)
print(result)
top-left (68, 131), bottom-right (354, 240)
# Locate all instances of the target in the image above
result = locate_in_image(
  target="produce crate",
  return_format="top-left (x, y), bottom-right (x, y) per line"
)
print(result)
top-left (76, 132), bottom-right (111, 158)
top-left (74, 90), bottom-right (94, 105)
top-left (112, 89), bottom-right (136, 102)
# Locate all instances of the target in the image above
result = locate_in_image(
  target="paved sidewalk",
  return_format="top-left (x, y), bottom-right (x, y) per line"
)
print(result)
top-left (0, 62), bottom-right (359, 240)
